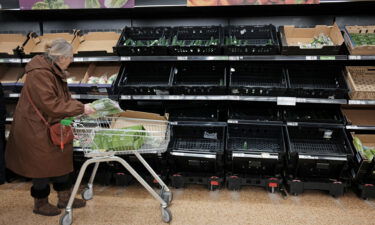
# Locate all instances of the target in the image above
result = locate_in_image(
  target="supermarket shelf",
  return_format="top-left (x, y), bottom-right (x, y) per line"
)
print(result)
top-left (228, 55), bottom-right (348, 61)
top-left (0, 58), bottom-right (22, 63)
top-left (348, 55), bottom-right (375, 60)
top-left (120, 95), bottom-right (347, 105)
top-left (348, 100), bottom-right (375, 105)
top-left (71, 94), bottom-right (110, 100)
top-left (4, 93), bottom-right (109, 100)
top-left (2, 55), bottom-right (375, 64)
top-left (346, 125), bottom-right (375, 130)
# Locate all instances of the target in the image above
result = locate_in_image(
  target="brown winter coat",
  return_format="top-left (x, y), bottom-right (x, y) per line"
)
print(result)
top-left (5, 55), bottom-right (84, 178)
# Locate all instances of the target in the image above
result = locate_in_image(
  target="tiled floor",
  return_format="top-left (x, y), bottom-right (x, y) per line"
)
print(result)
top-left (1, 181), bottom-right (375, 225)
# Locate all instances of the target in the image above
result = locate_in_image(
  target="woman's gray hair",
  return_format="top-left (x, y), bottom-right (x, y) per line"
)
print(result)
top-left (45, 38), bottom-right (73, 62)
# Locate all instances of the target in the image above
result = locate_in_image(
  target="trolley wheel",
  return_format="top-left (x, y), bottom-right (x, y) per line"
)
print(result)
top-left (161, 191), bottom-right (173, 205)
top-left (59, 212), bottom-right (72, 225)
top-left (82, 188), bottom-right (93, 201)
top-left (161, 207), bottom-right (172, 223)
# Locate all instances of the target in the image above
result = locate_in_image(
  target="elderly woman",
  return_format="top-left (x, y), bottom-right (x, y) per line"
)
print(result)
top-left (5, 39), bottom-right (95, 216)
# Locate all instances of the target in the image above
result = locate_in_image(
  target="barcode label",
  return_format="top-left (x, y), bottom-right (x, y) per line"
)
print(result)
top-left (277, 97), bottom-right (296, 106)
top-left (306, 56), bottom-right (318, 60)
top-left (121, 57), bottom-right (131, 61)
top-left (349, 55), bottom-right (361, 60)
top-left (74, 58), bottom-right (84, 62)
top-left (287, 122), bottom-right (298, 126)
top-left (177, 56), bottom-right (188, 61)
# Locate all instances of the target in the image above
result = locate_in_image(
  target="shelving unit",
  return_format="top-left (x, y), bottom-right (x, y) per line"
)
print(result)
top-left (1, 0), bottom-right (375, 199)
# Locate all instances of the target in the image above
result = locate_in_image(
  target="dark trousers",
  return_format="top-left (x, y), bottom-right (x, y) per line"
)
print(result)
top-left (30, 174), bottom-right (72, 199)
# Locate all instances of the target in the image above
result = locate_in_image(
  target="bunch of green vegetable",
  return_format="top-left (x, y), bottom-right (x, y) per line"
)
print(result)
top-left (353, 137), bottom-right (375, 161)
top-left (350, 33), bottom-right (375, 46)
top-left (32, 0), bottom-right (69, 9)
top-left (299, 33), bottom-right (334, 49)
top-left (225, 36), bottom-right (274, 46)
top-left (93, 125), bottom-right (146, 151)
top-left (171, 36), bottom-right (219, 46)
top-left (123, 37), bottom-right (168, 47)
top-left (89, 98), bottom-right (123, 118)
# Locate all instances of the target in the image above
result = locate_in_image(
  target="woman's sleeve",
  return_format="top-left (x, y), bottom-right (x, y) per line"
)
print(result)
top-left (25, 70), bottom-right (84, 118)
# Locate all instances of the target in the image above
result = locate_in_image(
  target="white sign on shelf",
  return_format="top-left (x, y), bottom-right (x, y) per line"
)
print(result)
top-left (177, 56), bottom-right (188, 61)
top-left (121, 57), bottom-right (131, 61)
top-left (306, 56), bottom-right (318, 60)
top-left (74, 58), bottom-right (84, 62)
top-left (277, 97), bottom-right (296, 106)
top-left (348, 55), bottom-right (362, 60)
top-left (9, 93), bottom-right (20, 98)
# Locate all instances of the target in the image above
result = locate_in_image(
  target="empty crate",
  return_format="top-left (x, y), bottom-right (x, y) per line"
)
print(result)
top-left (169, 26), bottom-right (222, 55)
top-left (224, 25), bottom-right (279, 55)
top-left (172, 62), bottom-right (226, 95)
top-left (226, 123), bottom-right (285, 176)
top-left (0, 33), bottom-right (27, 57)
top-left (229, 63), bottom-right (287, 96)
top-left (229, 102), bottom-right (282, 123)
top-left (169, 122), bottom-right (226, 174)
top-left (115, 62), bottom-right (173, 95)
top-left (115, 27), bottom-right (171, 56)
top-left (287, 65), bottom-right (348, 99)
top-left (74, 31), bottom-right (121, 56)
top-left (286, 125), bottom-right (352, 179)
top-left (284, 105), bottom-right (344, 125)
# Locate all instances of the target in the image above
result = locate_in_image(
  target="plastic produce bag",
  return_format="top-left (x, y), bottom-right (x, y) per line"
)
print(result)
top-left (89, 98), bottom-right (123, 118)
top-left (93, 125), bottom-right (146, 151)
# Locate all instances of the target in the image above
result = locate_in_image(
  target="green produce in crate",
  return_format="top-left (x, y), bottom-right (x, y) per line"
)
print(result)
top-left (93, 125), bottom-right (146, 151)
top-left (104, 0), bottom-right (129, 8)
top-left (32, 0), bottom-right (69, 9)
top-left (353, 137), bottom-right (375, 161)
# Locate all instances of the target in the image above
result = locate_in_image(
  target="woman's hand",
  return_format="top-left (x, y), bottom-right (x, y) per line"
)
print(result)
top-left (84, 104), bottom-right (96, 115)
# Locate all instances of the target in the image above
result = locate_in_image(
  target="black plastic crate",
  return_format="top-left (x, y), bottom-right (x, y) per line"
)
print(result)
top-left (168, 122), bottom-right (226, 174)
top-left (224, 25), bottom-right (279, 55)
top-left (226, 123), bottom-right (285, 176)
top-left (284, 105), bottom-right (345, 125)
top-left (287, 65), bottom-right (348, 99)
top-left (167, 103), bottom-right (220, 122)
top-left (286, 125), bottom-right (352, 179)
top-left (115, 27), bottom-right (171, 56)
top-left (115, 62), bottom-right (173, 95)
top-left (169, 26), bottom-right (222, 55)
top-left (228, 102), bottom-right (283, 123)
top-left (229, 63), bottom-right (287, 96)
top-left (171, 62), bottom-right (226, 95)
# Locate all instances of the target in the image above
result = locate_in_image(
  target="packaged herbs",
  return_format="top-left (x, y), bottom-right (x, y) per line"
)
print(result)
top-left (89, 98), bottom-right (123, 118)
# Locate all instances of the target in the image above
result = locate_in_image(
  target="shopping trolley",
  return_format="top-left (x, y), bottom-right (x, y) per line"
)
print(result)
top-left (59, 116), bottom-right (173, 225)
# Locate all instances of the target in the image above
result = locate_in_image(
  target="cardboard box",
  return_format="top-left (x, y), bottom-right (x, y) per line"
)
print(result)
top-left (111, 110), bottom-right (169, 140)
top-left (75, 32), bottom-right (120, 56)
top-left (280, 23), bottom-right (345, 55)
top-left (342, 108), bottom-right (375, 126)
top-left (345, 66), bottom-right (375, 100)
top-left (0, 33), bottom-right (27, 57)
top-left (344, 25), bottom-right (375, 55)
top-left (80, 62), bottom-right (120, 94)
top-left (0, 65), bottom-right (24, 84)
top-left (22, 32), bottom-right (77, 56)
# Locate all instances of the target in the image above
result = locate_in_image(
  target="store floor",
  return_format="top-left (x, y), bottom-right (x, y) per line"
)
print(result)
top-left (1, 181), bottom-right (375, 225)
